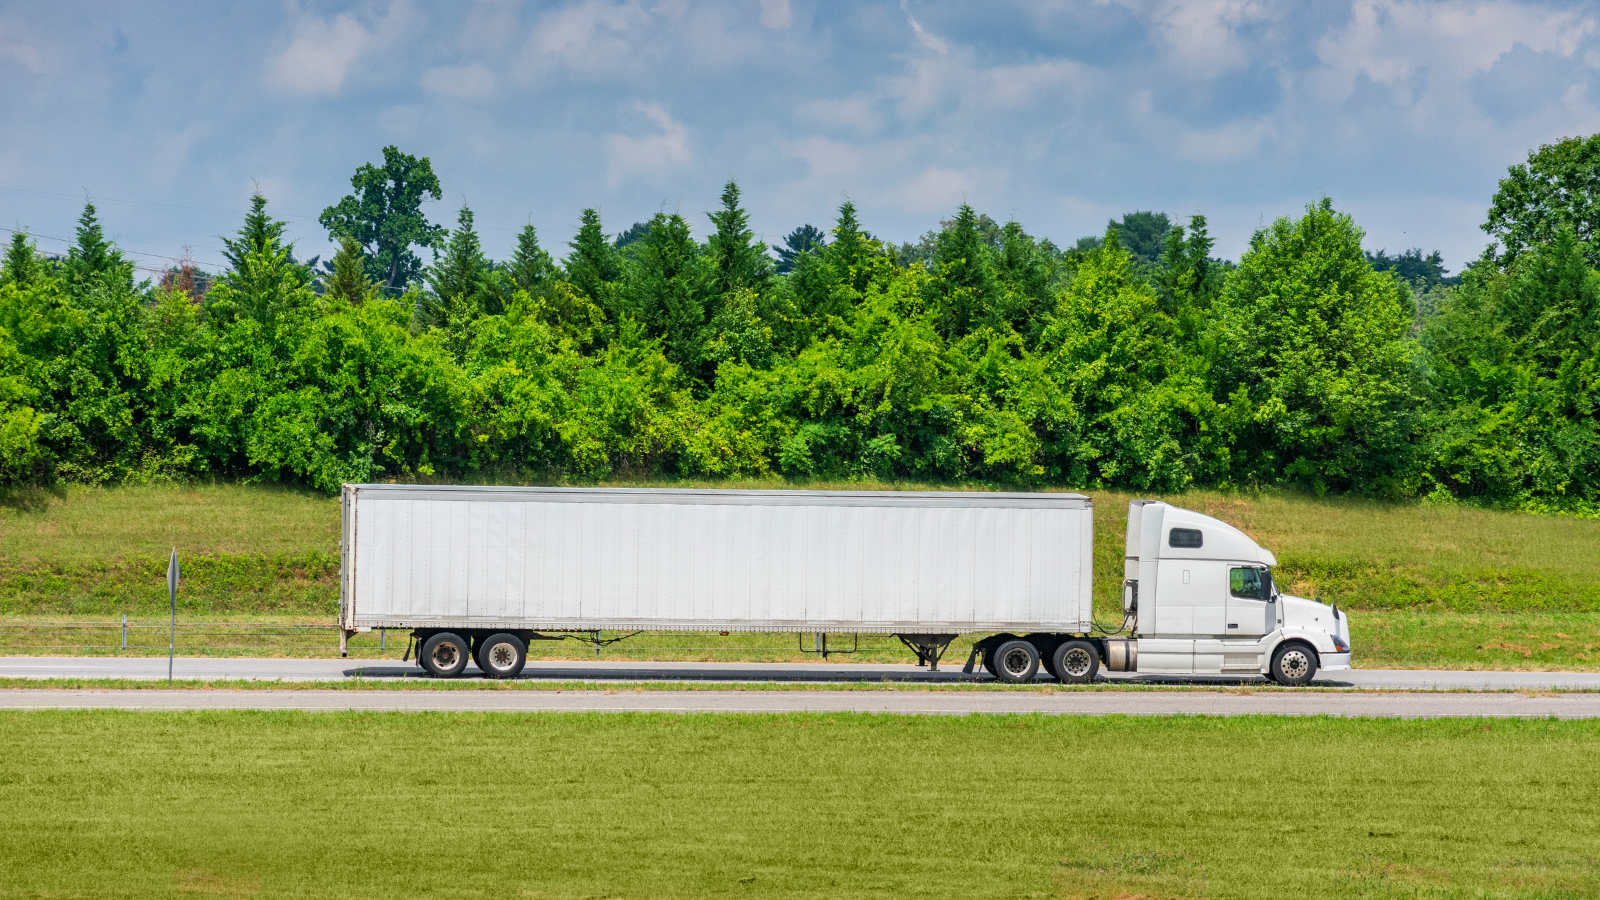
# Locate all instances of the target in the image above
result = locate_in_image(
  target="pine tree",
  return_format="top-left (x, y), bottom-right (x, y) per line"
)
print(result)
top-left (825, 200), bottom-right (872, 293)
top-left (1, 231), bottom-right (44, 289)
top-left (775, 225), bottom-right (826, 275)
top-left (932, 203), bottom-right (1000, 339)
top-left (625, 212), bottom-right (710, 369)
top-left (325, 236), bottom-right (377, 305)
top-left (506, 224), bottom-right (556, 294)
top-left (705, 179), bottom-right (772, 298)
top-left (61, 202), bottom-right (134, 299)
top-left (223, 194), bottom-right (293, 270)
top-left (419, 205), bottom-right (491, 327)
top-left (206, 194), bottom-right (312, 325)
top-left (565, 209), bottom-right (623, 317)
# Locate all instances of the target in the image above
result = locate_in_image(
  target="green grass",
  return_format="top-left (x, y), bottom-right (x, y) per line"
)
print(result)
top-left (0, 711), bottom-right (1596, 899)
top-left (3, 482), bottom-right (1599, 669)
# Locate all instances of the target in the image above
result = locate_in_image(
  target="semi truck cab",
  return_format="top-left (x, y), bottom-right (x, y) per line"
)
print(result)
top-left (1118, 499), bottom-right (1351, 685)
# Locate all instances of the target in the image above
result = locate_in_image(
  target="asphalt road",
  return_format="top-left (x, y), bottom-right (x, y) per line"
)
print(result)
top-left (0, 688), bottom-right (1596, 717)
top-left (3, 656), bottom-right (1599, 691)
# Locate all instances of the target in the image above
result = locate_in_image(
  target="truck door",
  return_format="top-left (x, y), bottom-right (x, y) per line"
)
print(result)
top-left (1226, 566), bottom-right (1273, 636)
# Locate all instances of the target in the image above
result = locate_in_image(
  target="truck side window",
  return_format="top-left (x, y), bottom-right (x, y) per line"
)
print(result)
top-left (1230, 567), bottom-right (1268, 600)
top-left (1169, 528), bottom-right (1203, 548)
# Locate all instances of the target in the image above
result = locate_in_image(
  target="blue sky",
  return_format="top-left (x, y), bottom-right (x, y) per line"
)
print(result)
top-left (3, 0), bottom-right (1599, 281)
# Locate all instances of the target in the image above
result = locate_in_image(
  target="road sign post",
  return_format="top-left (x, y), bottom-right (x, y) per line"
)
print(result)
top-left (167, 549), bottom-right (179, 685)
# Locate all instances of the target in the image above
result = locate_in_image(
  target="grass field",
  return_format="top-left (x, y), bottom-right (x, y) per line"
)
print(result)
top-left (0, 711), bottom-right (1596, 899)
top-left (2, 482), bottom-right (1598, 669)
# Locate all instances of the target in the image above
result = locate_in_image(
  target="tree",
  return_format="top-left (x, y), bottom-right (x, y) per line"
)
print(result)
top-left (1156, 214), bottom-right (1224, 319)
top-left (1106, 211), bottom-right (1174, 265)
top-left (1211, 198), bottom-right (1420, 495)
top-left (505, 224), bottom-right (556, 295)
top-left (705, 179), bottom-right (772, 300)
top-left (1367, 248), bottom-right (1453, 287)
top-left (623, 211), bottom-right (710, 370)
top-left (419, 205), bottom-right (493, 326)
top-left (824, 200), bottom-right (873, 294)
top-left (318, 145), bottom-right (446, 292)
top-left (1484, 134), bottom-right (1600, 266)
top-left (1, 232), bottom-right (45, 289)
top-left (565, 209), bottom-right (623, 313)
top-left (323, 236), bottom-right (378, 306)
top-left (775, 225), bottom-right (826, 275)
top-left (207, 195), bottom-right (313, 325)
top-left (1422, 224), bottom-right (1600, 505)
top-left (612, 221), bottom-right (652, 251)
top-left (61, 203), bottom-right (135, 300)
top-left (930, 203), bottom-right (1001, 339)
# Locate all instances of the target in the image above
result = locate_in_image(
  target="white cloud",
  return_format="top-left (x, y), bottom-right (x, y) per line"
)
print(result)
top-left (886, 165), bottom-right (1007, 216)
top-left (421, 63), bottom-right (496, 99)
top-left (901, 0), bottom-right (951, 55)
top-left (796, 97), bottom-right (882, 134)
top-left (787, 136), bottom-right (865, 177)
top-left (515, 0), bottom-right (653, 81)
top-left (758, 0), bottom-right (792, 29)
top-left (1147, 0), bottom-right (1275, 75)
top-left (1316, 0), bottom-right (1595, 100)
top-left (1175, 117), bottom-right (1278, 162)
top-left (604, 102), bottom-right (690, 185)
top-left (0, 28), bottom-right (45, 73)
top-left (149, 122), bottom-right (211, 187)
top-left (265, 2), bottom-right (411, 96)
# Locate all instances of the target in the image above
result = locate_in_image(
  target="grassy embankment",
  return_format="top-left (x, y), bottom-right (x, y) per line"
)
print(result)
top-left (0, 482), bottom-right (1597, 669)
top-left (0, 711), bottom-right (1596, 899)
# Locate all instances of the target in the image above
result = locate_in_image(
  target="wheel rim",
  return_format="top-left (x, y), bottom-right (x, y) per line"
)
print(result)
top-left (486, 642), bottom-right (517, 672)
top-left (1062, 647), bottom-right (1092, 677)
top-left (431, 642), bottom-right (459, 670)
top-left (1001, 647), bottom-right (1032, 676)
top-left (1281, 650), bottom-right (1309, 679)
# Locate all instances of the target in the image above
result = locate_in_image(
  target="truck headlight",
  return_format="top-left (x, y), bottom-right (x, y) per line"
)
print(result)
top-left (1333, 634), bottom-right (1349, 652)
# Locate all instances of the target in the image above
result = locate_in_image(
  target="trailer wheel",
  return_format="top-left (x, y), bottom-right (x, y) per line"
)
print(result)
top-left (476, 633), bottom-right (527, 679)
top-left (1270, 642), bottom-right (1318, 687)
top-left (993, 639), bottom-right (1040, 684)
top-left (1051, 640), bottom-right (1099, 684)
top-left (420, 632), bottom-right (470, 678)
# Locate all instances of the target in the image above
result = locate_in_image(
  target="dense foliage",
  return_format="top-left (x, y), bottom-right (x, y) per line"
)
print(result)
top-left (1, 140), bottom-right (1596, 511)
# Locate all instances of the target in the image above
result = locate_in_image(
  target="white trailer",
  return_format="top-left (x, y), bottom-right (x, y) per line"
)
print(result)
top-left (339, 485), bottom-right (1351, 684)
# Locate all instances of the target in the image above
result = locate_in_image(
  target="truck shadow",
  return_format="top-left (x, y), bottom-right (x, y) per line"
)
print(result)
top-left (343, 663), bottom-right (1356, 688)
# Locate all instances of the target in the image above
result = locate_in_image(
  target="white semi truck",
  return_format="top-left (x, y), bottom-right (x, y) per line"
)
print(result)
top-left (338, 485), bottom-right (1351, 685)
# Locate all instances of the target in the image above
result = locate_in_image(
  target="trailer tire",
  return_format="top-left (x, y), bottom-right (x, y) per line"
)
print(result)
top-left (1270, 642), bottom-right (1318, 687)
top-left (993, 639), bottom-right (1040, 684)
top-left (1051, 640), bottom-right (1099, 684)
top-left (476, 633), bottom-right (527, 679)
top-left (420, 632), bottom-right (470, 678)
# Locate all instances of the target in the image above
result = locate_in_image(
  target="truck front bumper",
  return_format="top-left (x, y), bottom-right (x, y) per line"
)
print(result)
top-left (1321, 651), bottom-right (1352, 671)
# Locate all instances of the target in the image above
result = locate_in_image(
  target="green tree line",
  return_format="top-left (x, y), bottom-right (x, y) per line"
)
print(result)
top-left (0, 138), bottom-right (1595, 512)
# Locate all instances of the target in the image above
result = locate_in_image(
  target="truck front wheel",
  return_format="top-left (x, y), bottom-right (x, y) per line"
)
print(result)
top-left (420, 632), bottom-right (470, 678)
top-left (1051, 640), bottom-right (1099, 684)
top-left (993, 639), bottom-right (1040, 684)
top-left (1271, 643), bottom-right (1318, 687)
top-left (476, 633), bottom-right (527, 679)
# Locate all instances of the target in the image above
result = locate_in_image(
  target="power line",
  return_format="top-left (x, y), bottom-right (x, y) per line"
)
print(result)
top-left (0, 226), bottom-right (228, 273)
top-left (0, 185), bottom-right (321, 220)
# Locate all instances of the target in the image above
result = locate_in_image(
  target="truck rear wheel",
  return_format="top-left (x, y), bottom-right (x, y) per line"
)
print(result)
top-left (420, 632), bottom-right (470, 678)
top-left (1051, 640), bottom-right (1099, 684)
top-left (476, 633), bottom-right (527, 679)
top-left (1271, 642), bottom-right (1318, 687)
top-left (993, 639), bottom-right (1040, 684)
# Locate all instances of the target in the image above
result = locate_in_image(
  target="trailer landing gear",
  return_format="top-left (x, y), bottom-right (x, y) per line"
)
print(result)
top-left (895, 634), bottom-right (957, 671)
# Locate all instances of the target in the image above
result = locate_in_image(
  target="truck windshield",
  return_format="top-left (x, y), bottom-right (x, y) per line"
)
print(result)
top-left (1230, 567), bottom-right (1272, 601)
